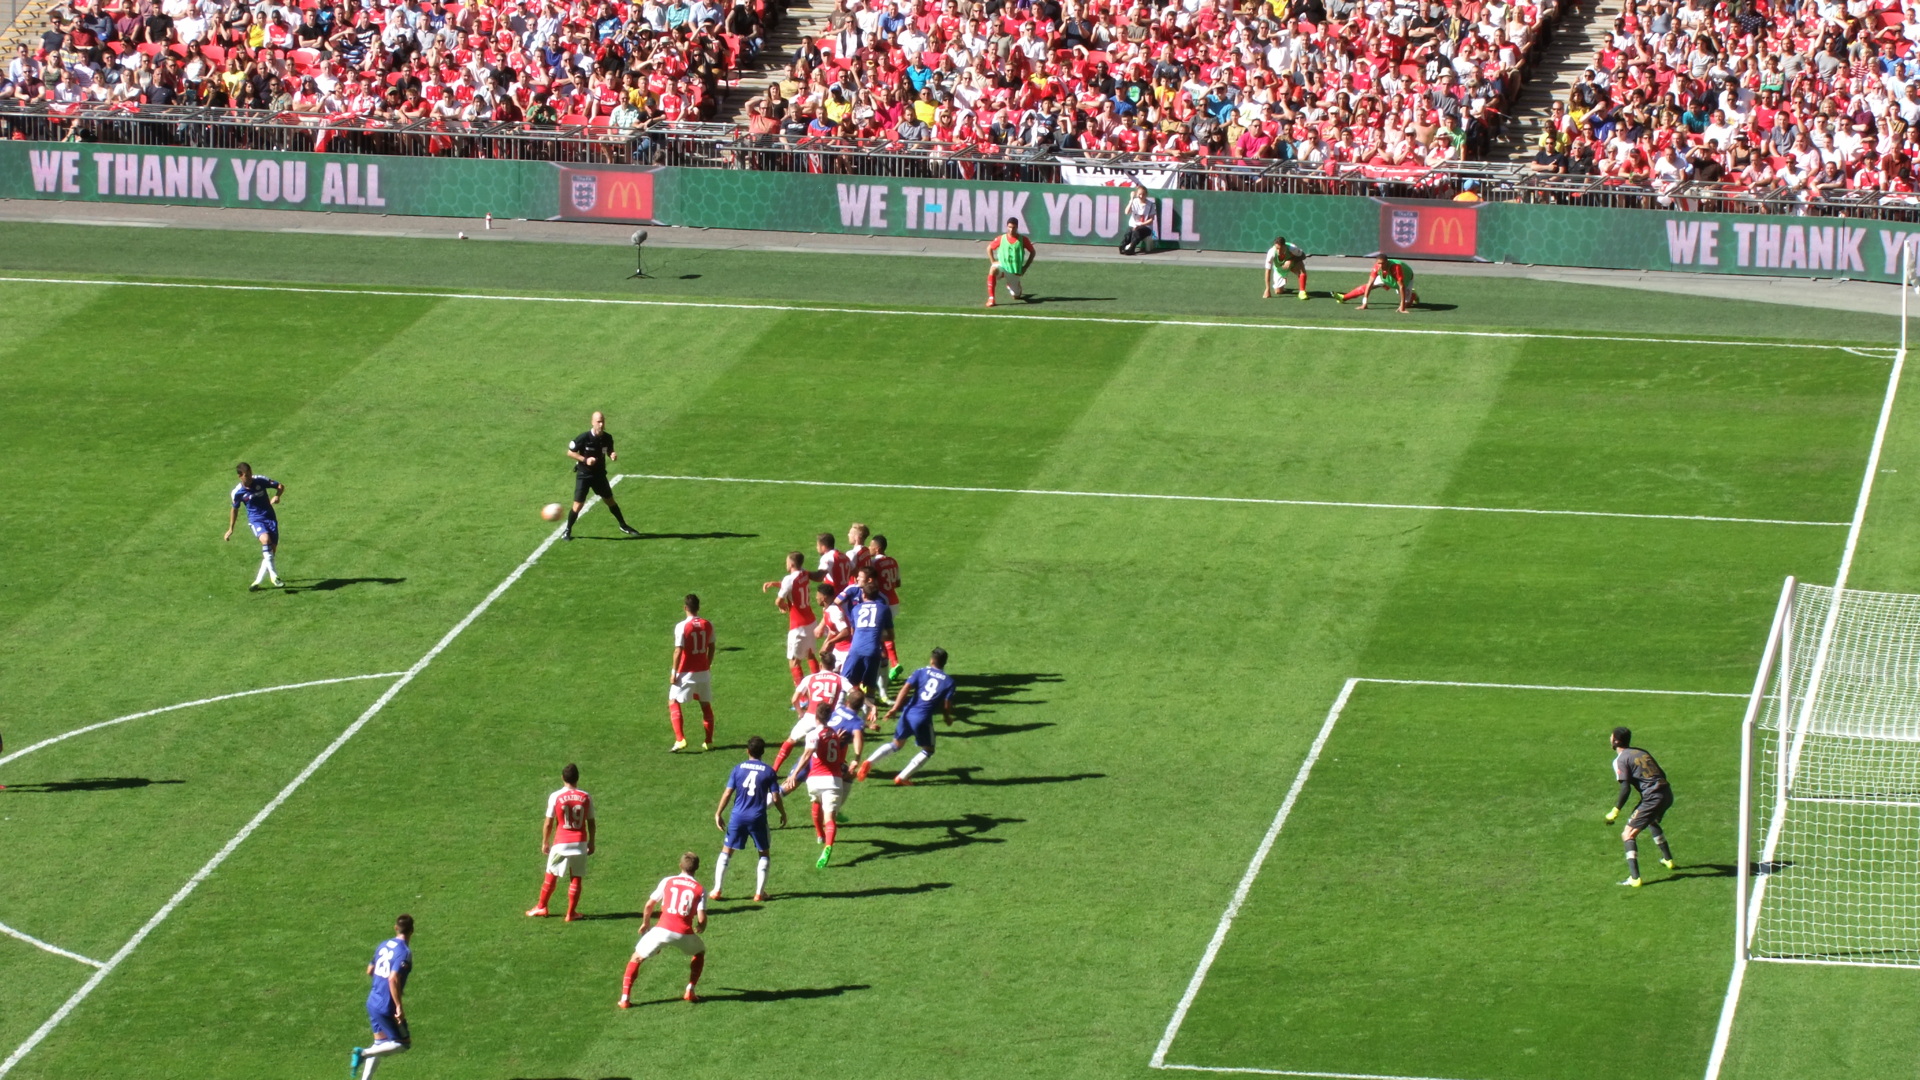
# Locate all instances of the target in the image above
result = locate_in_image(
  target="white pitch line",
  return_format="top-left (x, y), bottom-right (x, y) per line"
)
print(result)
top-left (1702, 343), bottom-right (1911, 1080)
top-left (1157, 1064), bottom-right (1478, 1080)
top-left (0, 673), bottom-right (407, 770)
top-left (1357, 677), bottom-right (1748, 698)
top-left (0, 922), bottom-right (104, 970)
top-left (0, 492), bottom-right (607, 1079)
top-left (615, 474), bottom-right (1847, 529)
top-left (1153, 674), bottom-right (1748, 1077)
top-left (0, 275), bottom-right (1889, 354)
top-left (1151, 677), bottom-right (1359, 1070)
top-left (1751, 955), bottom-right (1920, 969)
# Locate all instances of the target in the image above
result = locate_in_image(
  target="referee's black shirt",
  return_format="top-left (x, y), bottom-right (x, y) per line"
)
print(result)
top-left (570, 429), bottom-right (615, 476)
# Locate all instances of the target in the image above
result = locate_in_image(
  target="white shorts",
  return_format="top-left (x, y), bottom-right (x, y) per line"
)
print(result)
top-left (807, 774), bottom-right (847, 818)
top-left (633, 926), bottom-right (705, 960)
top-left (788, 715), bottom-right (820, 742)
top-left (669, 670), bottom-right (712, 704)
top-left (546, 848), bottom-right (588, 879)
top-left (830, 648), bottom-right (848, 672)
top-left (786, 625), bottom-right (816, 661)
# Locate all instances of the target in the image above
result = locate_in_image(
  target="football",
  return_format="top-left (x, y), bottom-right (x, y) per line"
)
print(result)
top-left (540, 503), bottom-right (564, 521)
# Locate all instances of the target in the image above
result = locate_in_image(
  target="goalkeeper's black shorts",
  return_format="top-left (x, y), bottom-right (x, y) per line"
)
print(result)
top-left (1628, 792), bottom-right (1672, 830)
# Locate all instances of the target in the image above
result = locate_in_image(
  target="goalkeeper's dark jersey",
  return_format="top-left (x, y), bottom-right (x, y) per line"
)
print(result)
top-left (1614, 748), bottom-right (1671, 802)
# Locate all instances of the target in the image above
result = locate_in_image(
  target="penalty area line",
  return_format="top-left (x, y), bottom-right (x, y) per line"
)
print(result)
top-left (0, 491), bottom-right (610, 1079)
top-left (1153, 675), bottom-right (1748, 1078)
top-left (615, 474), bottom-right (1846, 529)
top-left (0, 923), bottom-right (104, 970)
top-left (0, 275), bottom-right (1887, 354)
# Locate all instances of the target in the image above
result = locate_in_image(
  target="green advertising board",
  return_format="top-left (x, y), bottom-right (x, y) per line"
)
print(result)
top-left (0, 141), bottom-right (556, 219)
top-left (5, 140), bottom-right (1911, 284)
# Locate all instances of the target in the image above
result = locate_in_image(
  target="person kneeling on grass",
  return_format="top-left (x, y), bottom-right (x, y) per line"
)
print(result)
top-left (986, 217), bottom-right (1036, 307)
top-left (1337, 255), bottom-right (1420, 313)
top-left (1263, 236), bottom-right (1309, 300)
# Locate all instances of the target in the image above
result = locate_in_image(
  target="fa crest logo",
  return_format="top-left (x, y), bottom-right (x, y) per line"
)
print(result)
top-left (1390, 209), bottom-right (1419, 249)
top-left (570, 173), bottom-right (599, 213)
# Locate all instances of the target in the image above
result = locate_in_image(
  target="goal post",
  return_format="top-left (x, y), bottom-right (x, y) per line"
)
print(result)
top-left (1743, 579), bottom-right (1920, 968)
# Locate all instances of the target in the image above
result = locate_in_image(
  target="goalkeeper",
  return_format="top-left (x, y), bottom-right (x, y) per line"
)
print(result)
top-left (986, 218), bottom-right (1036, 308)
top-left (1605, 726), bottom-right (1675, 887)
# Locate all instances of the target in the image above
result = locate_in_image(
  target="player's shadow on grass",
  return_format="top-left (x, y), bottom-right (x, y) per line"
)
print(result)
top-left (840, 814), bottom-right (1021, 866)
top-left (283, 577), bottom-right (405, 593)
top-left (621, 984), bottom-right (871, 1008)
top-left (776, 882), bottom-right (953, 901)
top-left (3, 777), bottom-right (185, 793)
top-left (911, 766), bottom-right (1104, 787)
top-left (950, 672), bottom-right (1061, 727)
top-left (1024, 295), bottom-right (1117, 304)
top-left (576, 531), bottom-right (760, 541)
top-left (1644, 863), bottom-right (1738, 886)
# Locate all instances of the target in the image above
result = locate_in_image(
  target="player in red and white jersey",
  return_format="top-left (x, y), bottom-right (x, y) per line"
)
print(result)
top-left (669, 594), bottom-right (716, 753)
top-left (527, 763), bottom-right (596, 920)
top-left (866, 533), bottom-right (904, 677)
top-left (777, 667), bottom-right (853, 768)
top-left (781, 695), bottom-right (865, 868)
top-left (618, 852), bottom-right (708, 1008)
top-left (844, 522), bottom-right (873, 579)
top-left (761, 551), bottom-right (819, 685)
top-left (812, 581), bottom-right (853, 673)
top-left (813, 532), bottom-right (852, 592)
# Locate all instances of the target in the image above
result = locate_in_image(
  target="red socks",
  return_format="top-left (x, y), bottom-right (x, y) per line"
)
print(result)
top-left (1342, 283), bottom-right (1368, 301)
top-left (810, 802), bottom-right (825, 842)
top-left (823, 816), bottom-right (837, 845)
top-left (789, 662), bottom-right (805, 685)
top-left (699, 702), bottom-right (715, 743)
top-left (566, 877), bottom-right (582, 919)
top-left (807, 657), bottom-right (821, 673)
top-left (773, 740), bottom-right (793, 769)
top-left (669, 702), bottom-right (685, 741)
top-left (536, 873), bottom-right (557, 909)
top-left (622, 959), bottom-right (641, 995)
top-left (688, 953), bottom-right (705, 986)
top-left (883, 640), bottom-right (898, 667)
top-left (986, 270), bottom-right (997, 298)
top-left (1298, 270), bottom-right (1309, 290)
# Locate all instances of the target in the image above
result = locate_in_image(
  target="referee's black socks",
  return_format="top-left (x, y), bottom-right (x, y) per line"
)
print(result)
top-left (565, 509), bottom-right (578, 529)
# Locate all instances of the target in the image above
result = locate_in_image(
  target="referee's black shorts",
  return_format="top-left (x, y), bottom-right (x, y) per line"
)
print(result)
top-left (574, 473), bottom-right (614, 504)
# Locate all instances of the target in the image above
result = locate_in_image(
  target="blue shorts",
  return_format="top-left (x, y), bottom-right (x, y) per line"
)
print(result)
top-left (844, 651), bottom-right (883, 688)
top-left (723, 815), bottom-right (770, 852)
top-left (249, 518), bottom-right (278, 540)
top-left (894, 712), bottom-right (935, 750)
top-left (368, 1008), bottom-right (410, 1045)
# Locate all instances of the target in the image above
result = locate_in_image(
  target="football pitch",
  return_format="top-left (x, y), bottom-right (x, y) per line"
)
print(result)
top-left (6, 222), bottom-right (1920, 1079)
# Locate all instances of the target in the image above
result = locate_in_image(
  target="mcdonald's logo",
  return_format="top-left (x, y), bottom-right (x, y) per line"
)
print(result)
top-left (1375, 201), bottom-right (1477, 259)
top-left (556, 167), bottom-right (655, 222)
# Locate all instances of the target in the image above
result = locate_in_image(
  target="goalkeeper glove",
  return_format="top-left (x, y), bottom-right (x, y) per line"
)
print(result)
top-left (1605, 807), bottom-right (1619, 824)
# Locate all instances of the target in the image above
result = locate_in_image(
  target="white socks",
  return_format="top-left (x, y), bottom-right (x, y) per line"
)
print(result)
top-left (360, 1041), bottom-right (407, 1080)
top-left (897, 749), bottom-right (931, 781)
top-left (255, 546), bottom-right (277, 584)
top-left (755, 855), bottom-right (769, 896)
top-left (713, 850), bottom-right (731, 894)
top-left (865, 742), bottom-right (899, 765)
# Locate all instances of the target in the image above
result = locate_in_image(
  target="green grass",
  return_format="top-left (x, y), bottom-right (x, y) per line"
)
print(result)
top-left (0, 224), bottom-right (1915, 1080)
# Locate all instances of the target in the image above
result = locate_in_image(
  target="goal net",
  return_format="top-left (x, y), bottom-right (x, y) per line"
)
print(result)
top-left (1748, 582), bottom-right (1920, 967)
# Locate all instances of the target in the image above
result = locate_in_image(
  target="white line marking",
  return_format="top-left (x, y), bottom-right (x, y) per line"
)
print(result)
top-left (1157, 1065), bottom-right (1477, 1080)
top-left (615, 474), bottom-right (1847, 529)
top-left (1750, 955), bottom-right (1920, 969)
top-left (0, 275), bottom-right (1888, 354)
top-left (1152, 677), bottom-right (1359, 1070)
top-left (1154, 674), bottom-right (1745, 1077)
top-left (1704, 345), bottom-right (1911, 1080)
top-left (1356, 677), bottom-right (1748, 698)
top-left (0, 673), bottom-right (407, 770)
top-left (0, 923), bottom-right (104, 970)
top-left (0, 493), bottom-right (607, 1078)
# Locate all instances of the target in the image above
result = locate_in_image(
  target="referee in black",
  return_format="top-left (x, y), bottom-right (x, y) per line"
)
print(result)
top-left (564, 410), bottom-right (641, 540)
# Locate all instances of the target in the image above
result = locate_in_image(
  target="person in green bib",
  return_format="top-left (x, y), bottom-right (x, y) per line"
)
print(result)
top-left (1338, 255), bottom-right (1421, 313)
top-left (986, 217), bottom-right (1037, 307)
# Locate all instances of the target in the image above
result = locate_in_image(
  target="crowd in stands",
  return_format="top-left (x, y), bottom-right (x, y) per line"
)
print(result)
top-left (1529, 0), bottom-right (1920, 205)
top-left (1, 0), bottom-right (1554, 163)
top-left (0, 0), bottom-right (772, 132)
top-left (739, 0), bottom-right (1554, 163)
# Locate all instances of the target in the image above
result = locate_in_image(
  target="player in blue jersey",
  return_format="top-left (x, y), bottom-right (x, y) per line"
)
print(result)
top-left (712, 735), bottom-right (786, 902)
top-left (350, 914), bottom-right (413, 1080)
top-left (824, 568), bottom-right (894, 708)
top-left (859, 648), bottom-right (955, 786)
top-left (222, 462), bottom-right (285, 590)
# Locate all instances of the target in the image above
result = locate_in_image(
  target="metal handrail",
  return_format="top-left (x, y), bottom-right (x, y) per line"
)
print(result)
top-left (5, 102), bottom-right (1918, 221)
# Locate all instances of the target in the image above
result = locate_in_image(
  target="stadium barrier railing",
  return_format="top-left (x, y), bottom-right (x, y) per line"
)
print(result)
top-left (5, 103), bottom-right (1919, 223)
